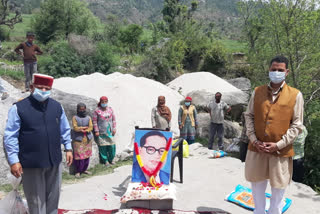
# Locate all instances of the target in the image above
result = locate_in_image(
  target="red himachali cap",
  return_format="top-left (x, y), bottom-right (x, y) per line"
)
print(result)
top-left (32, 73), bottom-right (54, 87)
top-left (185, 96), bottom-right (192, 101)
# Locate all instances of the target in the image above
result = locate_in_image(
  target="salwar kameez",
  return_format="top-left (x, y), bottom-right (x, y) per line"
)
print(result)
top-left (93, 106), bottom-right (117, 165)
top-left (180, 117), bottom-right (196, 144)
top-left (178, 105), bottom-right (198, 145)
top-left (72, 115), bottom-right (93, 174)
top-left (98, 144), bottom-right (116, 164)
top-left (95, 134), bottom-right (116, 164)
top-left (74, 158), bottom-right (90, 173)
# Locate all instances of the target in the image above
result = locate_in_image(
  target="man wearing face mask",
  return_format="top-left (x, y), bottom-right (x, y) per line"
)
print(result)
top-left (4, 73), bottom-right (73, 214)
top-left (244, 56), bottom-right (304, 214)
top-left (178, 96), bottom-right (198, 145)
top-left (207, 92), bottom-right (231, 150)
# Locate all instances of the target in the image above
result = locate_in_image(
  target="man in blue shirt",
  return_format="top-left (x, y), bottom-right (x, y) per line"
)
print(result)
top-left (4, 73), bottom-right (73, 214)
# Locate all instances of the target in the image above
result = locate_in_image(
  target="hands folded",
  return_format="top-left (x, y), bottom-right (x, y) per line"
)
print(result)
top-left (254, 141), bottom-right (279, 153)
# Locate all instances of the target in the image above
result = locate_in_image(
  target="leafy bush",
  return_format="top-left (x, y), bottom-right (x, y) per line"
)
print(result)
top-left (119, 24), bottom-right (143, 54)
top-left (135, 47), bottom-right (174, 83)
top-left (304, 100), bottom-right (320, 192)
top-left (38, 41), bottom-right (86, 77)
top-left (38, 40), bottom-right (119, 77)
top-left (33, 0), bottom-right (98, 44)
top-left (201, 41), bottom-right (227, 71)
top-left (0, 27), bottom-right (10, 41)
top-left (94, 42), bottom-right (120, 74)
top-left (2, 51), bottom-right (21, 62)
top-left (166, 38), bottom-right (187, 72)
top-left (304, 123), bottom-right (320, 192)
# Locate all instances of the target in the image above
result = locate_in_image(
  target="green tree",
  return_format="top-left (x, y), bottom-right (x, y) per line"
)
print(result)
top-left (162, 0), bottom-right (198, 33)
top-left (0, 0), bottom-right (22, 28)
top-left (103, 15), bottom-right (122, 45)
top-left (239, 0), bottom-right (320, 90)
top-left (33, 0), bottom-right (98, 43)
top-left (239, 0), bottom-right (320, 190)
top-left (119, 24), bottom-right (143, 53)
top-left (94, 42), bottom-right (120, 74)
top-left (38, 40), bottom-right (119, 77)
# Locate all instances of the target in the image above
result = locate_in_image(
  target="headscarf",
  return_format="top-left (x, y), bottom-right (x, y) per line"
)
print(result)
top-left (77, 102), bottom-right (87, 118)
top-left (98, 96), bottom-right (108, 107)
top-left (157, 96), bottom-right (172, 122)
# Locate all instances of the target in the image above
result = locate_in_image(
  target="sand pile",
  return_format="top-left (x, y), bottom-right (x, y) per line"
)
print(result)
top-left (54, 72), bottom-right (184, 152)
top-left (0, 78), bottom-right (26, 184)
top-left (167, 72), bottom-right (246, 96)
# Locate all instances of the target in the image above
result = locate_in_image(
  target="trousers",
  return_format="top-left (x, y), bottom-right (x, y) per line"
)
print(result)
top-left (24, 62), bottom-right (37, 90)
top-left (252, 180), bottom-right (285, 214)
top-left (22, 163), bottom-right (62, 214)
top-left (208, 122), bottom-right (224, 150)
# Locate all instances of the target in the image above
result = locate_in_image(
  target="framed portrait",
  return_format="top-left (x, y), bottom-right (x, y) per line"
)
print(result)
top-left (131, 128), bottom-right (172, 185)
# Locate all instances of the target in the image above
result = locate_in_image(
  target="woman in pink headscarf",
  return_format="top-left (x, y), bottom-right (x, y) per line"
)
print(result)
top-left (92, 96), bottom-right (116, 166)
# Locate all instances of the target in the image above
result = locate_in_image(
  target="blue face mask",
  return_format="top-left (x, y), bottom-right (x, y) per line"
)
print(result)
top-left (101, 103), bottom-right (108, 108)
top-left (269, 71), bottom-right (286, 84)
top-left (185, 102), bottom-right (191, 106)
top-left (32, 88), bottom-right (51, 102)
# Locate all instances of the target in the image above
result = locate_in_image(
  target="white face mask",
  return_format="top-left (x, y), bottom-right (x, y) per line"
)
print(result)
top-left (269, 71), bottom-right (286, 84)
top-left (101, 103), bottom-right (108, 108)
top-left (32, 88), bottom-right (51, 102)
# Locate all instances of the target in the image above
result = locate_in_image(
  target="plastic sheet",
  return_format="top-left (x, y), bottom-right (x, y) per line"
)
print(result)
top-left (0, 175), bottom-right (28, 214)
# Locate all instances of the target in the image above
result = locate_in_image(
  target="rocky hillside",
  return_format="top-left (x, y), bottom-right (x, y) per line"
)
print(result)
top-left (87, 0), bottom-right (241, 37)
top-left (14, 0), bottom-right (241, 38)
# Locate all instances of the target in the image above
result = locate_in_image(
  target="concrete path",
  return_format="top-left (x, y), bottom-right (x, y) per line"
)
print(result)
top-left (59, 156), bottom-right (320, 213)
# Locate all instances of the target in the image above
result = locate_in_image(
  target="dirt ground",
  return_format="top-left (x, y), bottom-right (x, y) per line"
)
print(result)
top-left (1, 76), bottom-right (24, 90)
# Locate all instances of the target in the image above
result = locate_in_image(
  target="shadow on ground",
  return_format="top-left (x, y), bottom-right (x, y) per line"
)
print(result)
top-left (197, 206), bottom-right (231, 214)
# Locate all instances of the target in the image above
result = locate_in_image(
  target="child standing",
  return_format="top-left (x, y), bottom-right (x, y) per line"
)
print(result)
top-left (14, 32), bottom-right (43, 92)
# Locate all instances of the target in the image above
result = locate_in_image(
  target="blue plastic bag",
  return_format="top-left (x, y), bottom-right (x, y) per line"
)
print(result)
top-left (210, 150), bottom-right (227, 158)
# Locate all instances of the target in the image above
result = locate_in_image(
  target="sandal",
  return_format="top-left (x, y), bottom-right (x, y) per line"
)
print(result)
top-left (75, 173), bottom-right (81, 178)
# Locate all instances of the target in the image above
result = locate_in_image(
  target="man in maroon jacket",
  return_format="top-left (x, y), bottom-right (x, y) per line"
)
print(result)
top-left (15, 32), bottom-right (43, 92)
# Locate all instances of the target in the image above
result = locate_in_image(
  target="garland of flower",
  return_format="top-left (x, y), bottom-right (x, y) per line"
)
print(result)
top-left (134, 137), bottom-right (172, 187)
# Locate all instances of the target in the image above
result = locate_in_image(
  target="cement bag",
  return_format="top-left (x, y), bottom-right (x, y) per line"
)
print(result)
top-left (226, 184), bottom-right (292, 213)
top-left (0, 175), bottom-right (28, 214)
top-left (172, 139), bottom-right (189, 158)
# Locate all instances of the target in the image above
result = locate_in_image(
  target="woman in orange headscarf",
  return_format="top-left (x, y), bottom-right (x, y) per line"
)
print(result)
top-left (151, 96), bottom-right (172, 131)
